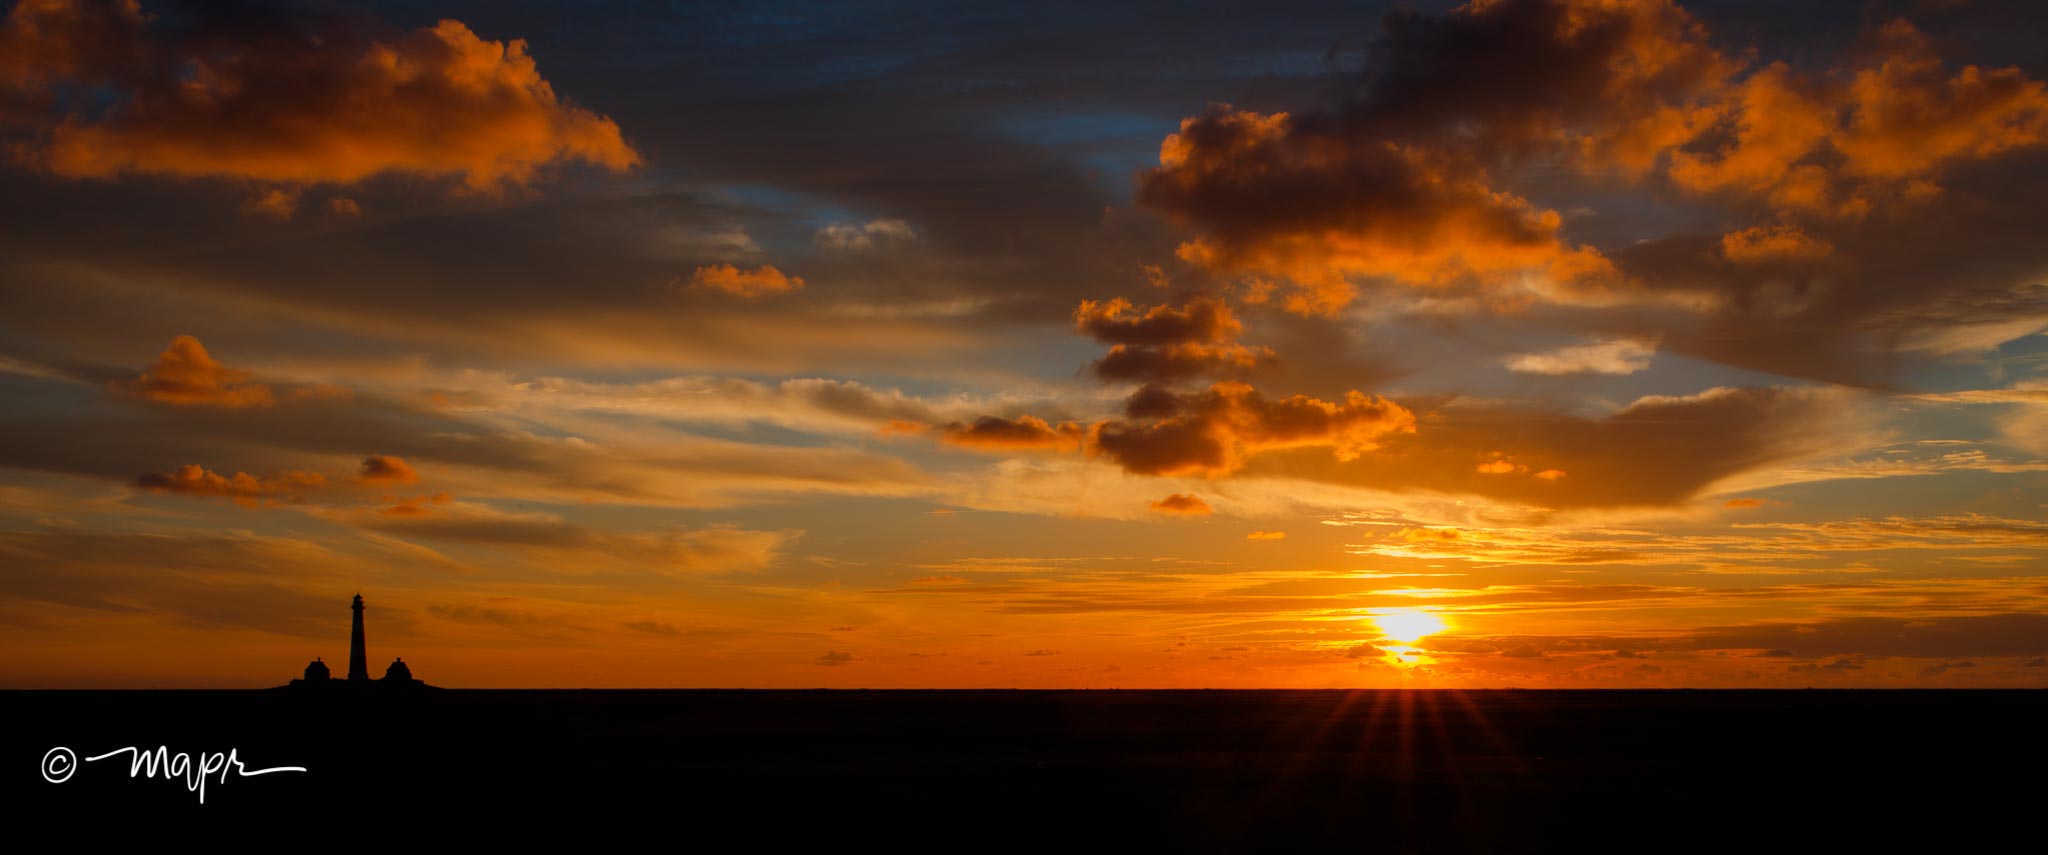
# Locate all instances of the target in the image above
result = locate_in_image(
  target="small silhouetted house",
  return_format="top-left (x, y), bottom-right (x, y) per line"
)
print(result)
top-left (383, 657), bottom-right (417, 684)
top-left (303, 657), bottom-right (331, 682)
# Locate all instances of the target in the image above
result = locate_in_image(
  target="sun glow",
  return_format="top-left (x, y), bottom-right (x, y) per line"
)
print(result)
top-left (1373, 608), bottom-right (1447, 645)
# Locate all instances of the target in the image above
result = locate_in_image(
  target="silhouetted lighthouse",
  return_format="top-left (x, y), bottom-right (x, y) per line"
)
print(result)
top-left (347, 593), bottom-right (369, 682)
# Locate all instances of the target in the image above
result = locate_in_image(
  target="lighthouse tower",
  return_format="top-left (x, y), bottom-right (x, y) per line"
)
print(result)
top-left (347, 593), bottom-right (369, 682)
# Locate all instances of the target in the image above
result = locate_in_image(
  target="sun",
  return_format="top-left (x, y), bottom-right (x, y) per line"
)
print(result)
top-left (1373, 608), bottom-right (1446, 645)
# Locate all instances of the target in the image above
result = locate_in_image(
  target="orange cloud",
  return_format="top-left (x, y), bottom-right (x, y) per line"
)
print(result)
top-left (356, 455), bottom-right (419, 486)
top-left (1834, 22), bottom-right (2048, 181)
top-left (1669, 22), bottom-right (2048, 215)
top-left (135, 464), bottom-right (325, 507)
top-left (1719, 224), bottom-right (1833, 262)
top-left (1092, 342), bottom-right (1270, 384)
top-left (1246, 530), bottom-right (1287, 541)
top-left (1245, 386), bottom-right (1861, 509)
top-left (126, 335), bottom-right (273, 408)
top-left (1723, 497), bottom-right (1782, 509)
top-left (239, 188), bottom-right (299, 221)
top-left (1141, 109), bottom-right (1614, 314)
top-left (689, 264), bottom-right (805, 297)
top-left (1148, 494), bottom-right (1212, 516)
top-left (1131, 0), bottom-right (1742, 314)
top-left (1090, 382), bottom-right (1415, 477)
top-left (1074, 296), bottom-right (1240, 345)
top-left (938, 415), bottom-right (1085, 452)
top-left (1667, 64), bottom-right (1836, 210)
top-left (379, 493), bottom-right (454, 517)
top-left (5, 5), bottom-right (638, 190)
top-left (876, 419), bottom-right (929, 437)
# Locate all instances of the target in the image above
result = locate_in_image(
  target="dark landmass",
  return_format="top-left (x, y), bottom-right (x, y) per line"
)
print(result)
top-left (9, 689), bottom-right (2044, 852)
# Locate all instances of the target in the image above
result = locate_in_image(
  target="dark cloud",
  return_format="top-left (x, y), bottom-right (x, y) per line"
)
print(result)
top-left (1090, 381), bottom-right (1415, 477)
top-left (1683, 614), bottom-right (2048, 660)
top-left (1074, 296), bottom-right (1240, 346)
top-left (939, 415), bottom-right (1085, 452)
top-left (1133, 0), bottom-right (1735, 313)
top-left (2, 0), bottom-right (636, 193)
top-left (0, 527), bottom-right (364, 638)
top-left (1147, 493), bottom-right (1211, 516)
top-left (136, 463), bottom-right (325, 506)
top-left (1247, 385), bottom-right (1863, 508)
top-left (356, 454), bottom-right (418, 485)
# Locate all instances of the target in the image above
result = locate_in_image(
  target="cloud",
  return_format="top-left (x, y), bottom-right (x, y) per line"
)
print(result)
top-left (688, 264), bottom-right (805, 297)
top-left (125, 335), bottom-right (273, 408)
top-left (1719, 225), bottom-right (1833, 263)
top-left (1505, 339), bottom-right (1656, 375)
top-left (1133, 0), bottom-right (1739, 314)
top-left (0, 527), bottom-right (359, 640)
top-left (1140, 106), bottom-right (1617, 314)
top-left (1674, 21), bottom-right (2048, 215)
top-left (1694, 612), bottom-right (2048, 663)
top-left (939, 415), bottom-right (1085, 452)
top-left (1251, 385), bottom-right (1868, 508)
top-left (135, 463), bottom-right (325, 506)
top-left (1075, 296), bottom-right (1272, 384)
top-left (1074, 296), bottom-right (1240, 346)
top-left (1120, 0), bottom-right (2048, 389)
top-left (1091, 342), bottom-right (1271, 384)
top-left (356, 503), bottom-right (798, 574)
top-left (1148, 493), bottom-right (1211, 516)
top-left (1246, 530), bottom-right (1286, 540)
top-left (1352, 512), bottom-right (2048, 569)
top-left (816, 650), bottom-right (857, 666)
top-left (1476, 457), bottom-right (1524, 475)
top-left (815, 218), bottom-right (916, 250)
top-left (377, 493), bottom-right (453, 517)
top-left (3, 3), bottom-right (637, 190)
top-left (239, 188), bottom-right (299, 221)
top-left (355, 455), bottom-right (418, 486)
top-left (1090, 382), bottom-right (1415, 477)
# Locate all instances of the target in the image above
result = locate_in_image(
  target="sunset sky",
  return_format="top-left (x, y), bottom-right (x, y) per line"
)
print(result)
top-left (3, 0), bottom-right (2046, 688)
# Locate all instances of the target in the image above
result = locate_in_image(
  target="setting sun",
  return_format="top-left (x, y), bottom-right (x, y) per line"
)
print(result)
top-left (1373, 609), bottom-right (1447, 645)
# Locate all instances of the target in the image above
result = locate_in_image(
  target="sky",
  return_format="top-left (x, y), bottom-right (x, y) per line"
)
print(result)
top-left (2, 0), bottom-right (2046, 688)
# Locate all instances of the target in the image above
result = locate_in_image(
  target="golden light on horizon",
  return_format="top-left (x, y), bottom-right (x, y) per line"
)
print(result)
top-left (1373, 609), bottom-right (1447, 645)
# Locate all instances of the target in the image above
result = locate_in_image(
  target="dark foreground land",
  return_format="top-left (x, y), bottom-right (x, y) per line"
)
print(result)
top-left (7, 689), bottom-right (2044, 851)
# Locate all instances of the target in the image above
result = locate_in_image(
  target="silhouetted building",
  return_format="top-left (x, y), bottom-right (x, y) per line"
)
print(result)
top-left (347, 593), bottom-right (369, 682)
top-left (383, 657), bottom-right (414, 683)
top-left (283, 594), bottom-right (430, 690)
